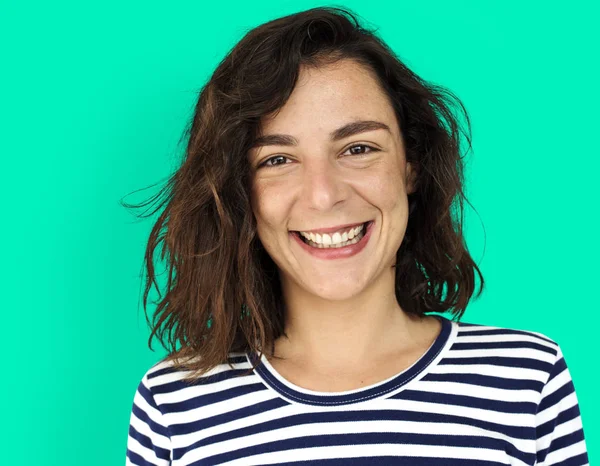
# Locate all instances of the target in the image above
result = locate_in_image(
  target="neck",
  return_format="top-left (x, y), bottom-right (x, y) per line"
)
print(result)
top-left (272, 268), bottom-right (425, 371)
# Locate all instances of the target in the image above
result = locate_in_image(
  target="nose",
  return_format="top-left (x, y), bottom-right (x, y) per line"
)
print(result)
top-left (302, 157), bottom-right (348, 211)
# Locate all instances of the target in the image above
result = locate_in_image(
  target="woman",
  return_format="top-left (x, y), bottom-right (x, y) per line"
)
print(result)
top-left (125, 7), bottom-right (589, 465)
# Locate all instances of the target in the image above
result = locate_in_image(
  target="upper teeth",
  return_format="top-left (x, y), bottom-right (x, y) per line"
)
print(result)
top-left (299, 224), bottom-right (365, 245)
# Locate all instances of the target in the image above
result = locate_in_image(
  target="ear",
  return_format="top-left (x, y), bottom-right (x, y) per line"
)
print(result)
top-left (406, 162), bottom-right (418, 195)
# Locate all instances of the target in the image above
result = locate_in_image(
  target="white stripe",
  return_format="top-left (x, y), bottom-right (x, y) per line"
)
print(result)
top-left (416, 379), bottom-right (540, 403)
top-left (148, 358), bottom-right (249, 390)
top-left (164, 385), bottom-right (276, 426)
top-left (457, 324), bottom-right (504, 332)
top-left (456, 333), bottom-right (557, 350)
top-left (146, 358), bottom-right (177, 377)
top-left (382, 397), bottom-right (535, 427)
top-left (430, 363), bottom-right (548, 382)
top-left (446, 347), bottom-right (556, 364)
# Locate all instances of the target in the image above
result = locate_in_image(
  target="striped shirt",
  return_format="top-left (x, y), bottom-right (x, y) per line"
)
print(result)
top-left (125, 315), bottom-right (589, 465)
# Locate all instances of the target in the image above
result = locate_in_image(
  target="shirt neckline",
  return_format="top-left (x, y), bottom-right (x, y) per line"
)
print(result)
top-left (246, 314), bottom-right (456, 407)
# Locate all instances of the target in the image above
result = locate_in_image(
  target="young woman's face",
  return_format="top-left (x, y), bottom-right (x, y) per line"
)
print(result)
top-left (248, 59), bottom-right (416, 301)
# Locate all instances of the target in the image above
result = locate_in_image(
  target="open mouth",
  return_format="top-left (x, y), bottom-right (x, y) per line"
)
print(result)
top-left (292, 221), bottom-right (372, 249)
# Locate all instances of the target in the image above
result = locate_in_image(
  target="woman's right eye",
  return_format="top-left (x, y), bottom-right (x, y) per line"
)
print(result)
top-left (259, 155), bottom-right (290, 168)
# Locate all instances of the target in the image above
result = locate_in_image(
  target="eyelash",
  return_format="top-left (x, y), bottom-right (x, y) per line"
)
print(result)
top-left (258, 144), bottom-right (379, 169)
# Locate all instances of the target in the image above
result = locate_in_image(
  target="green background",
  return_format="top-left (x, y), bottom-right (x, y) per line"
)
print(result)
top-left (1, 0), bottom-right (597, 463)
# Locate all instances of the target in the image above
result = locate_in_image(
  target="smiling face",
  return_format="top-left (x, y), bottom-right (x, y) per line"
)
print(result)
top-left (248, 58), bottom-right (416, 302)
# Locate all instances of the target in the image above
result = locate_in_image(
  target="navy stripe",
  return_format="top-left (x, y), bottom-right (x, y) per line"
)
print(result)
top-left (423, 371), bottom-right (545, 391)
top-left (397, 388), bottom-right (538, 416)
top-left (440, 356), bottom-right (553, 372)
top-left (276, 457), bottom-right (508, 466)
top-left (453, 340), bottom-right (556, 354)
top-left (162, 381), bottom-right (269, 413)
top-left (457, 328), bottom-right (556, 345)
top-left (151, 367), bottom-right (254, 394)
top-left (126, 449), bottom-right (160, 466)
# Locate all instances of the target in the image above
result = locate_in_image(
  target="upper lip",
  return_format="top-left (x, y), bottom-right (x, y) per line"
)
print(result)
top-left (292, 221), bottom-right (370, 235)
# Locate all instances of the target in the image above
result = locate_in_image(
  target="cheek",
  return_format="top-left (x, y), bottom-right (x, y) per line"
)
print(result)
top-left (357, 165), bottom-right (406, 212)
top-left (251, 182), bottom-right (287, 238)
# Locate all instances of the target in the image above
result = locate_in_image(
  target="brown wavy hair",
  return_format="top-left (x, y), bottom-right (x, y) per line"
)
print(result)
top-left (122, 5), bottom-right (485, 383)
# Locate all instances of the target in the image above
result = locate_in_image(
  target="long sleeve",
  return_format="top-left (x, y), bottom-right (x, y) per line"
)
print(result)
top-left (126, 374), bottom-right (172, 465)
top-left (535, 343), bottom-right (589, 465)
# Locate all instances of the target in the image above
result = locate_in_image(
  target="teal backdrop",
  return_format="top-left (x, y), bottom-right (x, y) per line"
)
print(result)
top-left (1, 0), bottom-right (597, 464)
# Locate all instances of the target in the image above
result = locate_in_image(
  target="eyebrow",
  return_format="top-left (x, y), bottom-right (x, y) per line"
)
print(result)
top-left (250, 120), bottom-right (392, 149)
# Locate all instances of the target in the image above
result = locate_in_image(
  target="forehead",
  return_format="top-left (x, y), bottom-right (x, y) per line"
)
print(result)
top-left (259, 59), bottom-right (398, 138)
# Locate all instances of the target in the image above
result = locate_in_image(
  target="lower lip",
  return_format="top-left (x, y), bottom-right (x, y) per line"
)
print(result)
top-left (290, 221), bottom-right (374, 260)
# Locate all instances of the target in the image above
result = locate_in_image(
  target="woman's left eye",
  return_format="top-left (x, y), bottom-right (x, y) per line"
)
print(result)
top-left (344, 144), bottom-right (378, 156)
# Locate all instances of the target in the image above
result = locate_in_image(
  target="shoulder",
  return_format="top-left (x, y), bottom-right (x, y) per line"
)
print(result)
top-left (134, 351), bottom-right (252, 404)
top-left (447, 319), bottom-right (562, 381)
top-left (455, 319), bottom-right (558, 349)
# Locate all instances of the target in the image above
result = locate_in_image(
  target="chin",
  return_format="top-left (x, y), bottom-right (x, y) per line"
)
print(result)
top-left (305, 281), bottom-right (367, 302)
